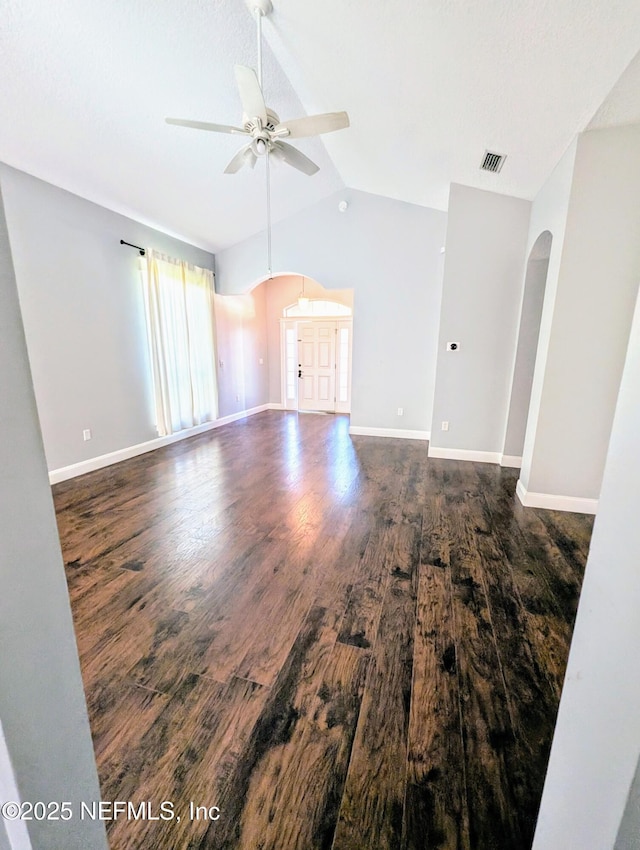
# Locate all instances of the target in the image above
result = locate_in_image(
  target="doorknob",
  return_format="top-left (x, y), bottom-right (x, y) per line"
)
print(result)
top-left (298, 369), bottom-right (302, 378)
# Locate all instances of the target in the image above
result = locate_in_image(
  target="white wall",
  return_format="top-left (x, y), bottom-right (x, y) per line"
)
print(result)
top-left (532, 287), bottom-right (640, 850)
top-left (264, 274), bottom-right (353, 404)
top-left (520, 125), bottom-right (640, 504)
top-left (429, 184), bottom-right (531, 457)
top-left (216, 189), bottom-right (447, 433)
top-left (0, 187), bottom-right (107, 850)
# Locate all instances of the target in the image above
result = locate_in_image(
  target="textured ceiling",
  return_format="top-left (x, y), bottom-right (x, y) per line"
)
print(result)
top-left (588, 48), bottom-right (640, 130)
top-left (262, 0), bottom-right (640, 210)
top-left (1, 0), bottom-right (640, 253)
top-left (0, 0), bottom-right (343, 252)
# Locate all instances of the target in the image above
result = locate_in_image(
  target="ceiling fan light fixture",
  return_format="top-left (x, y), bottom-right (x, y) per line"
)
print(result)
top-left (253, 137), bottom-right (268, 156)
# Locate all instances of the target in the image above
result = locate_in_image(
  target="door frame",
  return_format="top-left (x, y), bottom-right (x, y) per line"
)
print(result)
top-left (280, 316), bottom-right (353, 413)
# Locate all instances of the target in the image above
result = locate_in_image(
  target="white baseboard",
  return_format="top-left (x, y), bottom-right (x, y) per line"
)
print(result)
top-left (349, 426), bottom-right (430, 441)
top-left (500, 454), bottom-right (522, 468)
top-left (516, 479), bottom-right (598, 514)
top-left (49, 404), bottom-right (274, 484)
top-left (428, 446), bottom-right (502, 464)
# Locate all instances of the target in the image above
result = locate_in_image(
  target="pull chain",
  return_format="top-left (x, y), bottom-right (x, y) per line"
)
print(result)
top-left (266, 146), bottom-right (272, 276)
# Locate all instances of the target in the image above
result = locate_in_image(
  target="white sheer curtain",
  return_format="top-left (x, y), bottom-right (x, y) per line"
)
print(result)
top-left (142, 250), bottom-right (218, 436)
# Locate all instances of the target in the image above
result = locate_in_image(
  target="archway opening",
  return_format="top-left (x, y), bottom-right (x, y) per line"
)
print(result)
top-left (273, 274), bottom-right (354, 414)
top-left (502, 231), bottom-right (553, 463)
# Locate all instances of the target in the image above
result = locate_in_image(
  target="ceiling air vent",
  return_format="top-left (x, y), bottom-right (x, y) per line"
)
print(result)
top-left (480, 150), bottom-right (506, 173)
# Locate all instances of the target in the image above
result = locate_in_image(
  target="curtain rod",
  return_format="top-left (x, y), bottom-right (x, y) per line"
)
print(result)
top-left (120, 239), bottom-right (145, 256)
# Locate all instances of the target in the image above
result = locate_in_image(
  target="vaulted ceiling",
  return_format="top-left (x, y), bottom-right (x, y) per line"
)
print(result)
top-left (1, 0), bottom-right (640, 253)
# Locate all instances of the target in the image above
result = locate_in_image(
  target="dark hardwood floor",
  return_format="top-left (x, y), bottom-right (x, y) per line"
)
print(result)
top-left (53, 411), bottom-right (593, 850)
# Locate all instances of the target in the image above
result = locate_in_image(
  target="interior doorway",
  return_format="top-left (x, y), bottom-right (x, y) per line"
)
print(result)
top-left (280, 300), bottom-right (353, 414)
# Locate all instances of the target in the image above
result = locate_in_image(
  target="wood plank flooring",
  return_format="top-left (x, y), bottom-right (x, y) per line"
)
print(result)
top-left (53, 411), bottom-right (593, 850)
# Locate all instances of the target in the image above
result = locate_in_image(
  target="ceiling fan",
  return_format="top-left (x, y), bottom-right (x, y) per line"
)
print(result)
top-left (165, 0), bottom-right (350, 178)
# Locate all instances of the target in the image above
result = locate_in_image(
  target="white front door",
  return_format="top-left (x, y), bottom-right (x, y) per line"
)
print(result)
top-left (298, 321), bottom-right (336, 412)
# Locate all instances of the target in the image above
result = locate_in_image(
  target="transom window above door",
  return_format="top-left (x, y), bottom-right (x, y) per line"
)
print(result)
top-left (283, 300), bottom-right (352, 318)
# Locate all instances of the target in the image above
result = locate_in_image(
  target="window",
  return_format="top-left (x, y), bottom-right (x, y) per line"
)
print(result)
top-left (284, 299), bottom-right (351, 318)
top-left (141, 250), bottom-right (218, 436)
top-left (338, 326), bottom-right (350, 403)
top-left (285, 327), bottom-right (297, 402)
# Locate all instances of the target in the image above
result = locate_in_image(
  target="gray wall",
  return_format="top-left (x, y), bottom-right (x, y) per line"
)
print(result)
top-left (532, 287), bottom-right (640, 850)
top-left (429, 184), bottom-right (531, 454)
top-left (0, 819), bottom-right (10, 850)
top-left (216, 189), bottom-right (447, 433)
top-left (616, 757), bottom-right (640, 850)
top-left (502, 232), bottom-right (551, 459)
top-left (0, 164), bottom-right (223, 472)
top-left (0, 187), bottom-right (107, 849)
top-left (518, 140), bottom-right (577, 488)
top-left (521, 124), bottom-right (640, 500)
top-left (0, 720), bottom-right (30, 850)
top-left (520, 142), bottom-right (577, 487)
top-left (214, 287), bottom-right (269, 416)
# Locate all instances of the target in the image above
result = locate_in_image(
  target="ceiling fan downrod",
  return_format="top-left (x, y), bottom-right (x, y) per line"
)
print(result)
top-left (252, 0), bottom-right (274, 276)
top-left (252, 0), bottom-right (273, 89)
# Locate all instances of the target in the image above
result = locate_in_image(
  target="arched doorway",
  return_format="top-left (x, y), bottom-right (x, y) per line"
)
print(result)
top-left (273, 274), bottom-right (354, 413)
top-left (502, 231), bottom-right (553, 464)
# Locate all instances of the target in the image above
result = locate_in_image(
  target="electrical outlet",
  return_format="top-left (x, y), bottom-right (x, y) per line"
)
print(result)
top-left (441, 421), bottom-right (449, 431)
top-left (259, 358), bottom-right (263, 365)
top-left (83, 429), bottom-right (92, 441)
top-left (236, 394), bottom-right (240, 402)
top-left (397, 407), bottom-right (404, 416)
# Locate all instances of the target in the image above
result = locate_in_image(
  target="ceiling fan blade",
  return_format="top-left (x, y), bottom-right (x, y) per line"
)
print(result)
top-left (274, 111), bottom-right (350, 139)
top-left (272, 142), bottom-right (320, 176)
top-left (165, 117), bottom-right (247, 135)
top-left (224, 143), bottom-right (256, 174)
top-left (234, 65), bottom-right (268, 124)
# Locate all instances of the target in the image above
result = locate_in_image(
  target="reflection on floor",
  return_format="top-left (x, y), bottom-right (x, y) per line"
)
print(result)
top-left (54, 410), bottom-right (593, 850)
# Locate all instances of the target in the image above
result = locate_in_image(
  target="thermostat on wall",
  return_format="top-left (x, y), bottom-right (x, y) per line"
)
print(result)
top-left (446, 342), bottom-right (460, 351)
